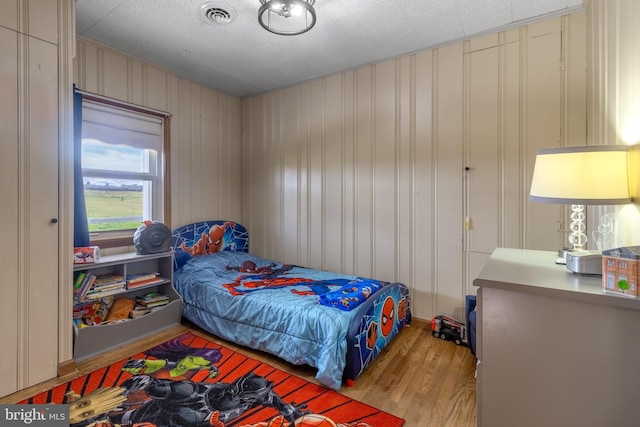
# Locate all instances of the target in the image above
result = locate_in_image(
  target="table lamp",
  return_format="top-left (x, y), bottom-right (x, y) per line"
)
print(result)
top-left (529, 145), bottom-right (631, 273)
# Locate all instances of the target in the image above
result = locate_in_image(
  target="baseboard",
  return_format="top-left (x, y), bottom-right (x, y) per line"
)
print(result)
top-left (411, 317), bottom-right (430, 329)
top-left (57, 359), bottom-right (77, 377)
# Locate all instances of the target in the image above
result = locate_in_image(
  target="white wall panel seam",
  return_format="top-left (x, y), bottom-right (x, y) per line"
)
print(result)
top-left (409, 54), bottom-right (416, 294)
top-left (520, 27), bottom-right (530, 248)
top-left (395, 58), bottom-right (401, 281)
top-left (430, 49), bottom-right (439, 317)
top-left (370, 66), bottom-right (376, 276)
top-left (353, 71), bottom-right (360, 274)
top-left (58, 0), bottom-right (75, 366)
top-left (340, 73), bottom-right (347, 274)
top-left (16, 31), bottom-right (28, 390)
top-left (498, 39), bottom-right (507, 249)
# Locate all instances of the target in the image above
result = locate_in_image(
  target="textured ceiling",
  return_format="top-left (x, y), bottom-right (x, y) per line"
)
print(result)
top-left (75, 0), bottom-right (583, 97)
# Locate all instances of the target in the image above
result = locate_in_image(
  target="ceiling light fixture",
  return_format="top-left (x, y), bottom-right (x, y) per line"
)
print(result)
top-left (258, 0), bottom-right (316, 36)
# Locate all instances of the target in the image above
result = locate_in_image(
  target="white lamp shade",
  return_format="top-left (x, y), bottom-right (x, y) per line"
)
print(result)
top-left (529, 145), bottom-right (631, 205)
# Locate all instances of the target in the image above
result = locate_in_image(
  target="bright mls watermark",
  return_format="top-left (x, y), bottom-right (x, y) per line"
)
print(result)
top-left (0, 405), bottom-right (68, 426)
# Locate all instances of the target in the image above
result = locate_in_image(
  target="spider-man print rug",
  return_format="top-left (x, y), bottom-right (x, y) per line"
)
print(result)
top-left (20, 332), bottom-right (405, 427)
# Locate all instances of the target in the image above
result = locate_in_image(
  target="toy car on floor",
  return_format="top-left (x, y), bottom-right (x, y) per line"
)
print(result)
top-left (431, 315), bottom-right (467, 346)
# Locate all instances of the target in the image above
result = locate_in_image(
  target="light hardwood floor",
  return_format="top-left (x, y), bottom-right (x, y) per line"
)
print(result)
top-left (1, 319), bottom-right (477, 426)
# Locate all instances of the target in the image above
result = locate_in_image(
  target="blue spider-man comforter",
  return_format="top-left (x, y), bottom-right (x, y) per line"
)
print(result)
top-left (173, 251), bottom-right (388, 390)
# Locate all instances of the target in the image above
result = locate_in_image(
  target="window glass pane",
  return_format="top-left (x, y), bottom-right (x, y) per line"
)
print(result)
top-left (82, 138), bottom-right (148, 173)
top-left (84, 179), bottom-right (146, 232)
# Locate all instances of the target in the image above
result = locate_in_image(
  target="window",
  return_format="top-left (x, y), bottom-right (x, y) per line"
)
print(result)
top-left (81, 98), bottom-right (168, 245)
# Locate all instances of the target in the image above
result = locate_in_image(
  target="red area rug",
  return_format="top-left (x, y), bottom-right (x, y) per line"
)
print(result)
top-left (22, 332), bottom-right (404, 427)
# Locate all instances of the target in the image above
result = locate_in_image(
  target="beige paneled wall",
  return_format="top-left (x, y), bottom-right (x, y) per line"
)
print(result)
top-left (242, 45), bottom-right (465, 321)
top-left (587, 0), bottom-right (640, 245)
top-left (73, 38), bottom-right (243, 230)
top-left (242, 14), bottom-right (587, 321)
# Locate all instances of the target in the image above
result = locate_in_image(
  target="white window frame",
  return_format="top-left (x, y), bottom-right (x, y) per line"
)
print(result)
top-left (79, 94), bottom-right (170, 245)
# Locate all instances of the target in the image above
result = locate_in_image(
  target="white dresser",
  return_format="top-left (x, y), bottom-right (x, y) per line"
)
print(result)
top-left (474, 248), bottom-right (640, 427)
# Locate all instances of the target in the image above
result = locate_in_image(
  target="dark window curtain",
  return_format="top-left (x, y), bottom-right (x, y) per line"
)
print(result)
top-left (74, 86), bottom-right (91, 247)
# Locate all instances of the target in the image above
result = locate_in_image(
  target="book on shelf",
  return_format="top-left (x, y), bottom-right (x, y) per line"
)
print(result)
top-left (137, 298), bottom-right (171, 308)
top-left (75, 273), bottom-right (97, 303)
top-left (93, 273), bottom-right (126, 287)
top-left (129, 306), bottom-right (151, 319)
top-left (73, 271), bottom-right (87, 292)
top-left (73, 299), bottom-right (110, 327)
top-left (126, 276), bottom-right (165, 289)
top-left (142, 300), bottom-right (170, 309)
top-left (136, 292), bottom-right (169, 302)
top-left (126, 272), bottom-right (159, 284)
top-left (135, 292), bottom-right (170, 308)
top-left (84, 286), bottom-right (126, 301)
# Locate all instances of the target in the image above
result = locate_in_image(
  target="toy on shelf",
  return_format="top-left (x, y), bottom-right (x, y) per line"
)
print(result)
top-left (431, 315), bottom-right (467, 346)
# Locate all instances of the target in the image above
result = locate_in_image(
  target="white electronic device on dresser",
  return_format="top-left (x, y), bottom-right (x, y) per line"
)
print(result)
top-left (474, 248), bottom-right (640, 427)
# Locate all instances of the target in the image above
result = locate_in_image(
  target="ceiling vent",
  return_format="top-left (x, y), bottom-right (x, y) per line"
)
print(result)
top-left (200, 2), bottom-right (236, 25)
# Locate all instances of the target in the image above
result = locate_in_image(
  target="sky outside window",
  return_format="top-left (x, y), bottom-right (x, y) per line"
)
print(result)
top-left (82, 139), bottom-right (145, 173)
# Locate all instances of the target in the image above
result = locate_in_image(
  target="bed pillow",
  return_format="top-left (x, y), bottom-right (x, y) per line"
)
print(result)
top-left (173, 248), bottom-right (192, 270)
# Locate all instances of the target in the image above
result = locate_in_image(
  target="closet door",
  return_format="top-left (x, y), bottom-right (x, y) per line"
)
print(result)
top-left (463, 16), bottom-right (586, 293)
top-left (0, 30), bottom-right (59, 398)
top-left (24, 33), bottom-right (60, 389)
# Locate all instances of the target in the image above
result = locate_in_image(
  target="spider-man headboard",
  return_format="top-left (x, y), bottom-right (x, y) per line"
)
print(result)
top-left (170, 221), bottom-right (249, 270)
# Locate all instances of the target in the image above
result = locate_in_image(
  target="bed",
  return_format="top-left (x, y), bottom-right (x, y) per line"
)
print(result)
top-left (170, 221), bottom-right (411, 390)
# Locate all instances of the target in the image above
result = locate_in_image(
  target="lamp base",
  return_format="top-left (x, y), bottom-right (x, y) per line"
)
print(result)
top-left (568, 204), bottom-right (587, 251)
top-left (565, 250), bottom-right (602, 275)
top-left (558, 247), bottom-right (572, 259)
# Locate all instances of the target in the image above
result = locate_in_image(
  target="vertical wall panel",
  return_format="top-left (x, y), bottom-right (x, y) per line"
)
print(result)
top-left (143, 64), bottom-right (168, 111)
top-left (242, 96), bottom-right (265, 251)
top-left (0, 25), bottom-right (19, 398)
top-left (27, 0), bottom-right (58, 44)
top-left (502, 39), bottom-right (523, 249)
top-left (298, 85), bottom-right (310, 266)
top-left (354, 67), bottom-right (374, 279)
top-left (270, 91), bottom-right (283, 262)
top-left (308, 81), bottom-right (324, 270)
top-left (324, 74), bottom-right (344, 273)
top-left (342, 73), bottom-right (356, 275)
top-left (282, 86), bottom-right (300, 264)
top-left (433, 44), bottom-right (464, 319)
top-left (193, 83), bottom-right (204, 219)
top-left (373, 60), bottom-right (397, 281)
top-left (224, 93), bottom-right (243, 221)
top-left (127, 59), bottom-right (142, 106)
top-left (102, 49), bottom-right (128, 101)
top-left (588, 0), bottom-right (640, 246)
top-left (524, 25), bottom-right (567, 252)
top-left (178, 80), bottom-right (195, 222)
top-left (396, 56), bottom-right (413, 288)
top-left (413, 50), bottom-right (435, 317)
top-left (201, 89), bottom-right (216, 216)
top-left (0, 0), bottom-right (18, 31)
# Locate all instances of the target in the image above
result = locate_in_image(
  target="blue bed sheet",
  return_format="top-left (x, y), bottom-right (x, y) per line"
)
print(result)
top-left (173, 251), bottom-right (380, 390)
